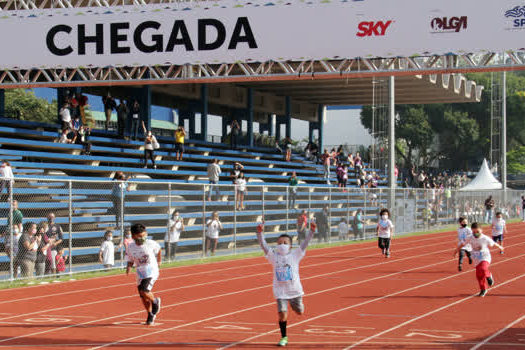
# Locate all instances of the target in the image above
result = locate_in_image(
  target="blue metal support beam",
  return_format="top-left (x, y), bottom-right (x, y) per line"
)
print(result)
top-left (317, 104), bottom-right (324, 152)
top-left (200, 84), bottom-right (208, 142)
top-left (285, 96), bottom-right (292, 139)
top-left (247, 88), bottom-right (254, 147)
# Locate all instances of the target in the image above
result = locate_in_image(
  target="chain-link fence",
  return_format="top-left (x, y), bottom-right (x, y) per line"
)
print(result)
top-left (0, 177), bottom-right (522, 281)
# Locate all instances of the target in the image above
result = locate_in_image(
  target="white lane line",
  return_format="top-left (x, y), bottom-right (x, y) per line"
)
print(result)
top-left (216, 251), bottom-right (525, 350)
top-left (343, 271), bottom-right (525, 349)
top-left (0, 242), bottom-right (457, 346)
top-left (0, 232), bottom-right (456, 323)
top-left (470, 314), bottom-right (525, 350)
top-left (0, 230), bottom-right (446, 306)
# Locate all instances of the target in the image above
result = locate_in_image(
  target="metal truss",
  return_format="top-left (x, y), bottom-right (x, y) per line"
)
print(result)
top-left (1, 50), bottom-right (525, 88)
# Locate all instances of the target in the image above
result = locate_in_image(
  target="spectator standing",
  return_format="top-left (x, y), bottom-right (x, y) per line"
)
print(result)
top-left (102, 94), bottom-right (117, 130)
top-left (111, 172), bottom-right (128, 230)
top-left (16, 222), bottom-right (38, 278)
top-left (207, 159), bottom-right (221, 201)
top-left (296, 210), bottom-right (308, 244)
top-left (205, 211), bottom-right (222, 257)
top-left (484, 195), bottom-right (495, 224)
top-left (235, 173), bottom-right (247, 211)
top-left (0, 160), bottom-right (14, 200)
top-left (230, 119), bottom-right (240, 149)
top-left (232, 162), bottom-right (244, 179)
top-left (288, 172), bottom-right (298, 210)
top-left (338, 218), bottom-right (348, 241)
top-left (35, 222), bottom-right (50, 277)
top-left (353, 209), bottom-right (365, 239)
top-left (354, 152), bottom-right (362, 177)
top-left (117, 100), bottom-right (129, 138)
top-left (76, 92), bottom-right (89, 126)
top-left (315, 206), bottom-right (330, 243)
top-left (45, 212), bottom-right (63, 275)
top-left (284, 137), bottom-right (292, 162)
top-left (321, 149), bottom-right (331, 184)
top-left (59, 102), bottom-right (72, 130)
top-left (129, 100), bottom-right (141, 140)
top-left (521, 195), bottom-right (525, 222)
top-left (99, 230), bottom-right (115, 269)
top-left (165, 210), bottom-right (184, 260)
top-left (174, 125), bottom-right (186, 161)
top-left (142, 122), bottom-right (159, 169)
top-left (55, 246), bottom-right (68, 275)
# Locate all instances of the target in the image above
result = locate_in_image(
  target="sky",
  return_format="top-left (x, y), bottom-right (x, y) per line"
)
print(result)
top-left (32, 88), bottom-right (373, 147)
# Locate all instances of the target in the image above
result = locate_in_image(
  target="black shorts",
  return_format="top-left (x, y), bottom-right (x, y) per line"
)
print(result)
top-left (492, 235), bottom-right (503, 243)
top-left (137, 278), bottom-right (155, 293)
top-left (174, 143), bottom-right (185, 153)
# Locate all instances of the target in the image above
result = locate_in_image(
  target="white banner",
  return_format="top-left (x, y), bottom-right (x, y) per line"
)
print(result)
top-left (1, 0), bottom-right (525, 70)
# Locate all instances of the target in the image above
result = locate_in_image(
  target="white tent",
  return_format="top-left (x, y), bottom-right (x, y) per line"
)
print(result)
top-left (460, 159), bottom-right (503, 191)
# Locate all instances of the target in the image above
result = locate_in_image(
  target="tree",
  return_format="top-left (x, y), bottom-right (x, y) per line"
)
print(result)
top-left (439, 109), bottom-right (480, 170)
top-left (507, 146), bottom-right (525, 174)
top-left (4, 89), bottom-right (57, 124)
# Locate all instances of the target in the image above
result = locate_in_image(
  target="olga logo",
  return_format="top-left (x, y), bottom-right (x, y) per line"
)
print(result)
top-left (430, 16), bottom-right (467, 33)
top-left (356, 20), bottom-right (393, 37)
top-left (505, 5), bottom-right (525, 29)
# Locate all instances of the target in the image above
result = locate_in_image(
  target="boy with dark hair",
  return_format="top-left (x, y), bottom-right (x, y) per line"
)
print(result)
top-left (455, 222), bottom-right (504, 297)
top-left (491, 211), bottom-right (507, 254)
top-left (256, 221), bottom-right (316, 347)
top-left (377, 208), bottom-right (394, 258)
top-left (457, 217), bottom-right (473, 271)
top-left (126, 223), bottom-right (162, 325)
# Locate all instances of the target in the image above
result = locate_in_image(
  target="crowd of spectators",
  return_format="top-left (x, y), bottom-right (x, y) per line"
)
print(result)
top-left (404, 166), bottom-right (471, 189)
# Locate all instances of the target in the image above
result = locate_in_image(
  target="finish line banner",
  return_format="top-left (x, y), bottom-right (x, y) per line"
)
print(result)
top-left (1, 0), bottom-right (525, 70)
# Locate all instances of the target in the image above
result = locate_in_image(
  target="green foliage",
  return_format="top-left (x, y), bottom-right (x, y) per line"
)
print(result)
top-left (4, 89), bottom-right (57, 124)
top-left (507, 146), bottom-right (525, 174)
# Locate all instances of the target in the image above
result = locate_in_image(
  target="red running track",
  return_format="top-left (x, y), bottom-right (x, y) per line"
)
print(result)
top-left (0, 223), bottom-right (524, 349)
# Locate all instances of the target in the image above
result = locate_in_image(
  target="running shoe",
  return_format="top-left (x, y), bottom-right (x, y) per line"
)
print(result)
top-left (278, 336), bottom-right (288, 347)
top-left (152, 297), bottom-right (161, 315)
top-left (146, 312), bottom-right (156, 325)
top-left (478, 289), bottom-right (487, 297)
top-left (487, 275), bottom-right (494, 287)
top-left (500, 251), bottom-right (504, 255)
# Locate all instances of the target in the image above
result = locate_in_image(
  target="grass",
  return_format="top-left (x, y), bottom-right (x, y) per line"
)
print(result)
top-left (0, 220), bottom-right (519, 290)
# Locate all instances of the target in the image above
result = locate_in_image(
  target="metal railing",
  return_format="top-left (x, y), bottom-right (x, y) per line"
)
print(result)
top-left (0, 177), bottom-right (521, 281)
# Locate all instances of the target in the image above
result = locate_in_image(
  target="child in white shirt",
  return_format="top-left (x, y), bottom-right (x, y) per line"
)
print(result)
top-left (377, 208), bottom-right (394, 258)
top-left (99, 230), bottom-right (115, 268)
top-left (457, 217), bottom-right (473, 271)
top-left (491, 211), bottom-right (507, 254)
top-left (256, 221), bottom-right (316, 347)
top-left (338, 218), bottom-right (349, 241)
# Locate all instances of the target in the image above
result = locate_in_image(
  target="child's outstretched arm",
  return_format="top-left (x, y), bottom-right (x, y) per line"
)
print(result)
top-left (494, 242), bottom-right (505, 253)
top-left (453, 242), bottom-right (465, 257)
top-left (256, 223), bottom-right (269, 255)
top-left (300, 222), bottom-right (317, 251)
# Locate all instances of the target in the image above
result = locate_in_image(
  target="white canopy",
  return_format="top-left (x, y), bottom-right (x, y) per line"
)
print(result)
top-left (460, 159), bottom-right (503, 191)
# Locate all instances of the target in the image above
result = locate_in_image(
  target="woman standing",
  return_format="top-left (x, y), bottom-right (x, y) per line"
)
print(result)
top-left (205, 211), bottom-right (223, 257)
top-left (230, 120), bottom-right (240, 149)
top-left (165, 210), bottom-right (184, 260)
top-left (35, 222), bottom-right (51, 277)
top-left (142, 121), bottom-right (159, 169)
top-left (235, 173), bottom-right (247, 211)
top-left (111, 171), bottom-right (128, 229)
top-left (16, 222), bottom-right (39, 278)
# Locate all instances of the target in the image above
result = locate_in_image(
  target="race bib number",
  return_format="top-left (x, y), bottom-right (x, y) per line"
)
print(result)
top-left (275, 265), bottom-right (292, 282)
top-left (137, 265), bottom-right (152, 279)
top-left (472, 251), bottom-right (482, 260)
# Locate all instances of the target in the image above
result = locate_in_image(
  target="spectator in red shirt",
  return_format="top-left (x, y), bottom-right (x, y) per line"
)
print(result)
top-left (297, 210), bottom-right (308, 244)
top-left (55, 246), bottom-right (68, 275)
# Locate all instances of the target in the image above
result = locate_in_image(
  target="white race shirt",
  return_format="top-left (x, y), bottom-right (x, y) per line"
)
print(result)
top-left (338, 222), bottom-right (348, 236)
top-left (266, 247), bottom-right (306, 299)
top-left (465, 234), bottom-right (495, 266)
top-left (100, 240), bottom-right (115, 266)
top-left (492, 218), bottom-right (506, 237)
top-left (0, 166), bottom-right (13, 180)
top-left (165, 219), bottom-right (183, 242)
top-left (377, 219), bottom-right (394, 238)
top-left (206, 219), bottom-right (222, 239)
top-left (126, 240), bottom-right (161, 283)
top-left (457, 226), bottom-right (473, 251)
top-left (236, 178), bottom-right (247, 192)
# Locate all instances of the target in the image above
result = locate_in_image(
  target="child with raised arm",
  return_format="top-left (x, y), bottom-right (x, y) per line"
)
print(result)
top-left (126, 223), bottom-right (162, 325)
top-left (455, 222), bottom-right (504, 297)
top-left (457, 217), bottom-right (473, 271)
top-left (256, 220), bottom-right (316, 347)
top-left (491, 211), bottom-right (507, 254)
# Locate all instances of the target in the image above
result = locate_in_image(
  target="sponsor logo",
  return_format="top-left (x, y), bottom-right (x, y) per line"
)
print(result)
top-left (356, 20), bottom-right (393, 37)
top-left (505, 5), bottom-right (525, 29)
top-left (430, 16), bottom-right (467, 33)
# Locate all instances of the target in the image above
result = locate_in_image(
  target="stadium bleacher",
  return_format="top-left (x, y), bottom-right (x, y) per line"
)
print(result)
top-left (0, 117), bottom-right (393, 274)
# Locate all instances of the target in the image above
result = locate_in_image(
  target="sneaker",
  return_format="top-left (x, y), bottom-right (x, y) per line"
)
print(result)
top-left (278, 336), bottom-right (288, 347)
top-left (487, 276), bottom-right (494, 287)
top-left (478, 289), bottom-right (487, 297)
top-left (500, 251), bottom-right (504, 255)
top-left (146, 312), bottom-right (155, 325)
top-left (152, 297), bottom-right (161, 315)
top-left (458, 265), bottom-right (462, 272)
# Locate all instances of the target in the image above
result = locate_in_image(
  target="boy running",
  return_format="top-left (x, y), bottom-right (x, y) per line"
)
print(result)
top-left (126, 223), bottom-right (162, 325)
top-left (457, 217), bottom-right (473, 271)
top-left (491, 211), bottom-right (507, 254)
top-left (455, 222), bottom-right (504, 297)
top-left (256, 221), bottom-right (316, 347)
top-left (377, 209), bottom-right (394, 258)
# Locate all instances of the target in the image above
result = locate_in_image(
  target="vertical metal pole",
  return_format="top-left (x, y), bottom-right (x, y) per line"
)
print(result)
top-left (308, 189), bottom-right (311, 231)
top-left (233, 184), bottom-right (237, 254)
top-left (8, 179), bottom-right (13, 281)
top-left (346, 189), bottom-right (350, 240)
top-left (167, 183), bottom-right (172, 263)
top-left (285, 186), bottom-right (289, 235)
top-left (262, 186), bottom-right (265, 221)
top-left (68, 181), bottom-right (73, 274)
top-left (202, 185), bottom-right (206, 257)
top-left (501, 71), bottom-right (507, 201)
top-left (120, 181), bottom-right (124, 267)
top-left (388, 76), bottom-right (396, 210)
top-left (328, 187), bottom-right (332, 243)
